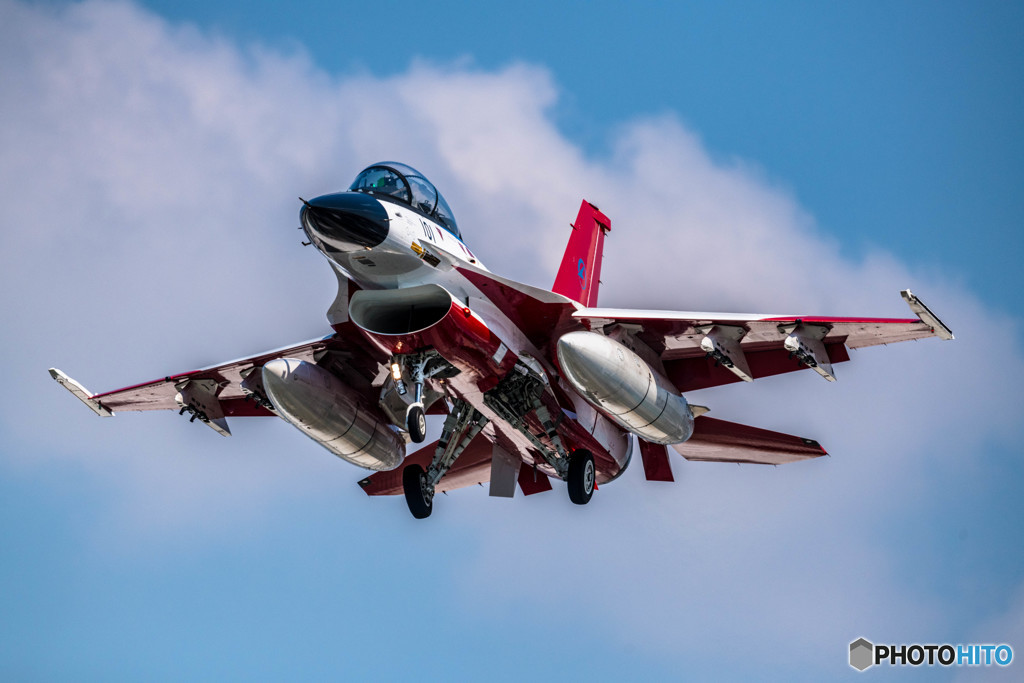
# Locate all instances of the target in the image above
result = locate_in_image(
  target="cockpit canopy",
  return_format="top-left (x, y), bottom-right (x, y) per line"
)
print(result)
top-left (349, 162), bottom-right (460, 239)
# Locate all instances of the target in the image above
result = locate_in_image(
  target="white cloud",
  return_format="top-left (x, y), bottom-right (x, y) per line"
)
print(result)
top-left (1, 0), bottom-right (1021, 676)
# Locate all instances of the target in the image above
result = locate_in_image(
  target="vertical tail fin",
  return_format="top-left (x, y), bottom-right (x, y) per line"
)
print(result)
top-left (552, 200), bottom-right (611, 307)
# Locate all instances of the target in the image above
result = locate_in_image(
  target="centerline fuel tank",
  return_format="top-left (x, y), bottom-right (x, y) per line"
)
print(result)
top-left (556, 331), bottom-right (694, 445)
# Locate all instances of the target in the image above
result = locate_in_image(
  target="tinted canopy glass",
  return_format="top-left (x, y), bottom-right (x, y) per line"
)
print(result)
top-left (349, 162), bottom-right (460, 238)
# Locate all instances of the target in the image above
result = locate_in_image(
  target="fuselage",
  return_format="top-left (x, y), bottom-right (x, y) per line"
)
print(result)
top-left (299, 171), bottom-right (634, 482)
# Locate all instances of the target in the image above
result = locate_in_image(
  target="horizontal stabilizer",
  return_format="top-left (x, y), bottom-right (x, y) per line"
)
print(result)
top-left (49, 368), bottom-right (113, 417)
top-left (672, 416), bottom-right (827, 465)
top-left (358, 436), bottom-right (494, 496)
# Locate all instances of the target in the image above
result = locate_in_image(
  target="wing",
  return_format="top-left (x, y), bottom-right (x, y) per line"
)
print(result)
top-left (50, 320), bottom-right (388, 429)
top-left (51, 264), bottom-right (390, 428)
top-left (574, 289), bottom-right (953, 392)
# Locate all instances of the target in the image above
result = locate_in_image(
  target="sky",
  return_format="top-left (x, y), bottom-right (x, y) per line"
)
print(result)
top-left (1, 0), bottom-right (1022, 680)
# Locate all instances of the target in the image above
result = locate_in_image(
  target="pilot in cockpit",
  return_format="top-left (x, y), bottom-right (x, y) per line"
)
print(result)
top-left (350, 162), bottom-right (462, 240)
top-left (373, 174), bottom-right (399, 193)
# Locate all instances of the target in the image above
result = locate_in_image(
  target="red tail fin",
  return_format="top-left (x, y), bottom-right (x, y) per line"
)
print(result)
top-left (552, 200), bottom-right (611, 307)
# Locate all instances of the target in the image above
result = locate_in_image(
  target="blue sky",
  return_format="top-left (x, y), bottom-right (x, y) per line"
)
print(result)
top-left (2, 1), bottom-right (1022, 680)
top-left (139, 0), bottom-right (1024, 317)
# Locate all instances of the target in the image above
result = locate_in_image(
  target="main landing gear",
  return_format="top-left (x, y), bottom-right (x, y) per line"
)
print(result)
top-left (402, 398), bottom-right (489, 519)
top-left (402, 463), bottom-right (432, 519)
top-left (482, 360), bottom-right (598, 506)
top-left (400, 400), bottom-right (599, 519)
top-left (398, 359), bottom-right (601, 518)
top-left (567, 450), bottom-right (595, 505)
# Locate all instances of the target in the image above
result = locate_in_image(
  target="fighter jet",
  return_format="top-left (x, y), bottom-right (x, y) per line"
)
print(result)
top-left (50, 162), bottom-right (953, 518)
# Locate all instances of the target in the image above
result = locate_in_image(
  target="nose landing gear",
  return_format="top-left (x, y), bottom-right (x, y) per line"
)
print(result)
top-left (389, 350), bottom-right (452, 444)
top-left (406, 403), bottom-right (427, 443)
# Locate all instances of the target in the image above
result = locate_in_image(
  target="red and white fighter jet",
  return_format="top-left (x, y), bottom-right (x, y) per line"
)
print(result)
top-left (50, 162), bottom-right (954, 518)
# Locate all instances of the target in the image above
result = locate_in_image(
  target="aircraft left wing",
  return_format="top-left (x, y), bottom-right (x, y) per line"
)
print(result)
top-left (573, 289), bottom-right (952, 392)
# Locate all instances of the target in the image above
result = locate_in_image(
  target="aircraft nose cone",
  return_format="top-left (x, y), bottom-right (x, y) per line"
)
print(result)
top-left (301, 191), bottom-right (389, 252)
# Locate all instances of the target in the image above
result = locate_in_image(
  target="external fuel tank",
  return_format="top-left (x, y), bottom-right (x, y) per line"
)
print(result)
top-left (262, 358), bottom-right (404, 471)
top-left (556, 331), bottom-right (693, 445)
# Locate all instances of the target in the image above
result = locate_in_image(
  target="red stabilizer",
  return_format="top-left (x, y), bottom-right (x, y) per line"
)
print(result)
top-left (673, 417), bottom-right (828, 465)
top-left (358, 437), bottom-right (493, 496)
top-left (518, 465), bottom-right (553, 496)
top-left (552, 200), bottom-right (611, 307)
top-left (638, 438), bottom-right (675, 482)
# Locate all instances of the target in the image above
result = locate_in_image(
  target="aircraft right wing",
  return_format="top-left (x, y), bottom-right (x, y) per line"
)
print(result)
top-left (49, 320), bottom-right (389, 435)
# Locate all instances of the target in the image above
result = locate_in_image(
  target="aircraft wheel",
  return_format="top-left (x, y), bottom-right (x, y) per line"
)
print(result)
top-left (407, 404), bottom-right (427, 443)
top-left (567, 450), bottom-right (595, 505)
top-left (403, 464), bottom-right (432, 519)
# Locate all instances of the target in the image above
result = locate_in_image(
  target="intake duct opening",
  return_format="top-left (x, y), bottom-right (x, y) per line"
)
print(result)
top-left (349, 283), bottom-right (453, 335)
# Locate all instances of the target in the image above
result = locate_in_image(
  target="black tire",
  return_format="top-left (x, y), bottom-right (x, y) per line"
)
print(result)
top-left (567, 450), bottom-right (595, 505)
top-left (402, 464), bottom-right (432, 519)
top-left (407, 404), bottom-right (427, 443)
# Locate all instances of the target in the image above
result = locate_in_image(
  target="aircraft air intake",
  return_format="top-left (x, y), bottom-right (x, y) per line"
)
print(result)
top-left (557, 331), bottom-right (694, 445)
top-left (348, 284), bottom-right (518, 378)
top-left (349, 284), bottom-right (453, 336)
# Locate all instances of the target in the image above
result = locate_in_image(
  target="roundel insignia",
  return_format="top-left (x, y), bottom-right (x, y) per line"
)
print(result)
top-left (577, 258), bottom-right (586, 284)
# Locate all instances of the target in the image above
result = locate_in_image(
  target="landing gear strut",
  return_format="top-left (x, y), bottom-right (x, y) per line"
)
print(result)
top-left (391, 351), bottom-right (450, 444)
top-left (402, 398), bottom-right (489, 519)
top-left (482, 360), bottom-right (597, 506)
